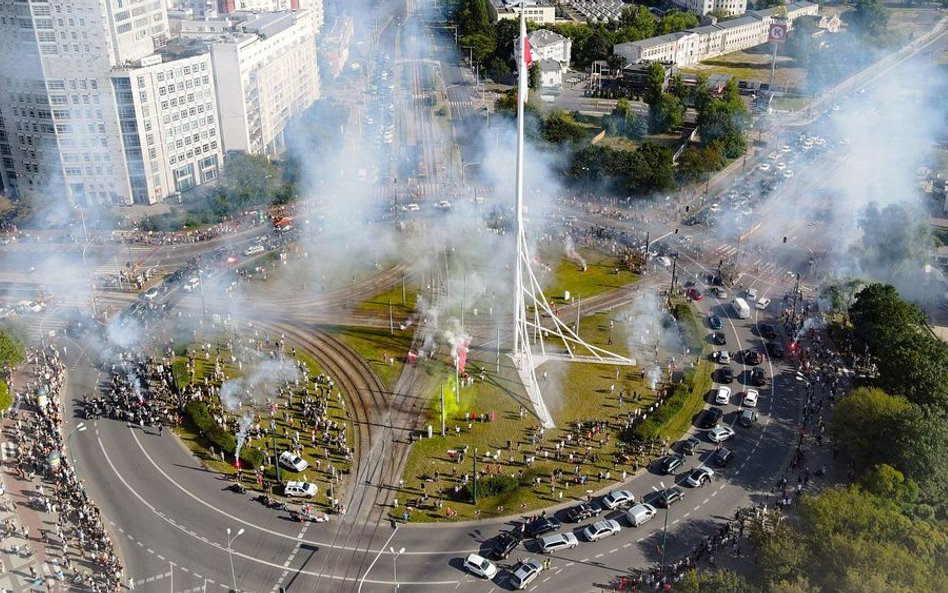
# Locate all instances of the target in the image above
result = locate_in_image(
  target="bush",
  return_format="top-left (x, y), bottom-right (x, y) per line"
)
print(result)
top-left (673, 303), bottom-right (704, 354)
top-left (0, 381), bottom-right (11, 411)
top-left (184, 401), bottom-right (264, 468)
top-left (621, 369), bottom-right (695, 442)
top-left (465, 474), bottom-right (520, 501)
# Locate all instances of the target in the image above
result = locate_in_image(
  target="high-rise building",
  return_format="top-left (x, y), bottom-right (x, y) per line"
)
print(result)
top-left (0, 0), bottom-right (170, 204)
top-left (209, 10), bottom-right (319, 156)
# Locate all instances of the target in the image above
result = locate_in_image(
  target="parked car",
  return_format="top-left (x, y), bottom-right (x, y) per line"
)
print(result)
top-left (708, 426), bottom-right (736, 443)
top-left (712, 332), bottom-right (727, 345)
top-left (279, 451), bottom-right (309, 472)
top-left (244, 244), bottom-right (265, 256)
top-left (759, 323), bottom-right (777, 339)
top-left (714, 447), bottom-right (734, 467)
top-left (539, 532), bottom-right (578, 554)
top-left (686, 467), bottom-right (715, 487)
top-left (463, 553), bottom-right (498, 579)
top-left (746, 288), bottom-right (758, 301)
top-left (742, 389), bottom-right (760, 407)
top-left (743, 350), bottom-right (762, 365)
top-left (565, 502), bottom-right (602, 523)
top-left (718, 367), bottom-right (734, 385)
top-left (625, 503), bottom-right (657, 527)
top-left (601, 489), bottom-right (635, 510)
top-left (510, 559), bottom-right (543, 589)
top-left (582, 519), bottom-right (622, 542)
top-left (714, 386), bottom-right (732, 405)
top-left (751, 367), bottom-right (767, 387)
top-left (284, 481), bottom-right (317, 497)
top-left (527, 516), bottom-right (562, 538)
top-left (659, 453), bottom-right (685, 475)
top-left (766, 341), bottom-right (785, 358)
top-left (756, 297), bottom-right (771, 310)
top-left (680, 436), bottom-right (701, 455)
top-left (656, 486), bottom-right (684, 508)
top-left (708, 315), bottom-right (723, 330)
top-left (716, 350), bottom-right (731, 365)
top-left (739, 409), bottom-right (759, 427)
top-left (686, 288), bottom-right (703, 301)
top-left (488, 530), bottom-right (522, 560)
top-left (698, 407), bottom-right (724, 429)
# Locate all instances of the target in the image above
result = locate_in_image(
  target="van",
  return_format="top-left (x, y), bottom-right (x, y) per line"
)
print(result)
top-left (732, 298), bottom-right (751, 319)
top-left (625, 503), bottom-right (657, 527)
top-left (739, 409), bottom-right (759, 427)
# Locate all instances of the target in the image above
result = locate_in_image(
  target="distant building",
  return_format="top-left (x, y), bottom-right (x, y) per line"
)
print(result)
top-left (208, 11), bottom-right (320, 156)
top-left (620, 61), bottom-right (677, 96)
top-left (613, 1), bottom-right (819, 68)
top-left (320, 16), bottom-right (354, 78)
top-left (671, 0), bottom-right (747, 18)
top-left (489, 0), bottom-right (556, 25)
top-left (536, 59), bottom-right (564, 88)
top-left (527, 29), bottom-right (572, 66)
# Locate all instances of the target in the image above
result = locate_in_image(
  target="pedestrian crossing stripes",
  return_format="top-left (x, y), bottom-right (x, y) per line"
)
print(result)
top-left (1, 441), bottom-right (15, 462)
top-left (715, 244), bottom-right (738, 257)
top-left (94, 246), bottom-right (152, 276)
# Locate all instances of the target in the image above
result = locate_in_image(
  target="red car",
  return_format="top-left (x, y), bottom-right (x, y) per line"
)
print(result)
top-left (686, 288), bottom-right (703, 301)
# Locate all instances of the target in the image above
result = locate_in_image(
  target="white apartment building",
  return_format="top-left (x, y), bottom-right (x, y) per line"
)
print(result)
top-left (229, 0), bottom-right (322, 29)
top-left (528, 29), bottom-right (572, 66)
top-left (671, 0), bottom-right (747, 18)
top-left (614, 2), bottom-right (818, 68)
top-left (489, 0), bottom-right (556, 25)
top-left (0, 0), bottom-right (170, 205)
top-left (110, 46), bottom-right (223, 203)
top-left (208, 10), bottom-right (319, 155)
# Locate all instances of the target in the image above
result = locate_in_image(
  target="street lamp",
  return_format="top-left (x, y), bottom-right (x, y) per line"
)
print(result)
top-left (651, 482), bottom-right (669, 571)
top-left (389, 546), bottom-right (405, 591)
top-left (226, 527), bottom-right (245, 593)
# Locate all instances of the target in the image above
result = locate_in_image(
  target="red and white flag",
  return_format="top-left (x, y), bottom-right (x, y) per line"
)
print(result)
top-left (519, 10), bottom-right (532, 104)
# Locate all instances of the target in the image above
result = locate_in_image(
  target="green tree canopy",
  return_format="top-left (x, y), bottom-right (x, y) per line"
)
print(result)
top-left (648, 93), bottom-right (684, 133)
top-left (658, 9), bottom-right (700, 35)
top-left (831, 387), bottom-right (912, 471)
top-left (643, 61), bottom-right (666, 106)
top-left (540, 110), bottom-right (586, 144)
top-left (892, 405), bottom-right (948, 505)
top-left (0, 321), bottom-right (28, 369)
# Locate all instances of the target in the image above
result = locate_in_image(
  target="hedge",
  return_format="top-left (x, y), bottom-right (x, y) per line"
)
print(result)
top-left (672, 302), bottom-right (705, 355)
top-left (621, 368), bottom-right (696, 442)
top-left (0, 381), bottom-right (11, 411)
top-left (464, 474), bottom-right (520, 501)
top-left (184, 400), bottom-right (264, 469)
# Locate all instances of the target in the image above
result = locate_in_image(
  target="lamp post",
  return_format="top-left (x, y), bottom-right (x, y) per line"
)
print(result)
top-left (389, 546), bottom-right (405, 591)
top-left (226, 527), bottom-right (245, 593)
top-left (651, 482), bottom-right (669, 572)
top-left (270, 420), bottom-right (281, 484)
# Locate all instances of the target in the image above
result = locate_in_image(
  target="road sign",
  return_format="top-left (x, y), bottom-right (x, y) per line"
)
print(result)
top-left (769, 23), bottom-right (787, 43)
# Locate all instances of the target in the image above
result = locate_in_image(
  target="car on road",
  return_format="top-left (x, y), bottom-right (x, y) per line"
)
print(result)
top-left (714, 385), bottom-right (732, 405)
top-left (244, 244), bottom-right (265, 256)
top-left (539, 532), bottom-right (578, 554)
top-left (659, 453), bottom-right (685, 475)
top-left (488, 530), bottom-right (522, 560)
top-left (714, 447), bottom-right (734, 467)
top-left (686, 467), bottom-right (715, 487)
top-left (565, 502), bottom-right (602, 523)
top-left (510, 559), bottom-right (543, 590)
top-left (751, 367), bottom-right (767, 387)
top-left (742, 389), bottom-right (760, 408)
top-left (715, 350), bottom-right (731, 364)
top-left (743, 350), bottom-right (762, 366)
top-left (583, 519), bottom-right (621, 542)
top-left (708, 315), bottom-right (723, 330)
top-left (756, 297), bottom-right (771, 310)
top-left (686, 288), bottom-right (703, 301)
top-left (625, 503), bottom-right (657, 527)
top-left (718, 367), bottom-right (734, 384)
top-left (656, 486), bottom-right (685, 508)
top-left (758, 163), bottom-right (771, 172)
top-left (680, 436), bottom-right (701, 455)
top-left (400, 203), bottom-right (420, 212)
top-left (143, 288), bottom-right (160, 301)
top-left (712, 332), bottom-right (727, 346)
top-left (746, 288), bottom-right (758, 301)
top-left (767, 341), bottom-right (785, 358)
top-left (434, 200), bottom-right (452, 210)
top-left (698, 407), bottom-right (724, 429)
top-left (759, 323), bottom-right (777, 339)
top-left (708, 426), bottom-right (736, 443)
top-left (183, 276), bottom-right (200, 292)
top-left (463, 553), bottom-right (498, 579)
top-left (284, 481), bottom-right (317, 498)
top-left (739, 409), bottom-right (759, 427)
top-left (712, 286), bottom-right (728, 298)
top-left (527, 516), bottom-right (562, 538)
top-left (279, 451), bottom-right (309, 472)
top-left (602, 489), bottom-right (635, 510)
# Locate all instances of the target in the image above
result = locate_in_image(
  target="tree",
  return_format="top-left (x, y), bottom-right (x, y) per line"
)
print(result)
top-left (617, 5), bottom-right (657, 41)
top-left (846, 0), bottom-right (890, 40)
top-left (658, 9), bottom-right (700, 35)
top-left (627, 142), bottom-right (675, 194)
top-left (219, 153), bottom-right (281, 211)
top-left (692, 73), bottom-right (713, 114)
top-left (831, 387), bottom-right (912, 471)
top-left (754, 0), bottom-right (786, 8)
top-left (649, 93), bottom-right (684, 133)
top-left (668, 72), bottom-right (688, 100)
top-left (892, 405), bottom-right (948, 504)
top-left (0, 321), bottom-right (28, 369)
top-left (697, 87), bottom-right (749, 158)
top-left (676, 142), bottom-right (725, 184)
top-left (750, 520), bottom-right (807, 584)
top-left (540, 110), bottom-right (585, 144)
top-left (528, 61), bottom-right (540, 90)
top-left (643, 61), bottom-right (666, 106)
top-left (786, 15), bottom-right (821, 65)
top-left (854, 202), bottom-right (932, 285)
top-left (678, 570), bottom-right (754, 593)
top-left (579, 26), bottom-right (614, 66)
top-left (459, 32), bottom-right (496, 64)
top-left (859, 464), bottom-right (919, 505)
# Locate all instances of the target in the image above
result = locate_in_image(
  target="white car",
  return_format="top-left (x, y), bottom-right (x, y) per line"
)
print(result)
top-left (601, 489), bottom-right (635, 510)
top-left (686, 466), bottom-right (715, 487)
top-left (742, 389), bottom-right (760, 408)
top-left (714, 386), bottom-right (732, 405)
top-left (434, 200), bottom-right (452, 209)
top-left (183, 277), bottom-right (200, 292)
top-left (758, 163), bottom-right (771, 172)
top-left (756, 298), bottom-right (771, 310)
top-left (582, 519), bottom-right (621, 542)
top-left (746, 288), bottom-right (758, 301)
top-left (284, 481), bottom-right (317, 497)
top-left (14, 300), bottom-right (44, 312)
top-left (775, 162), bottom-right (787, 171)
top-left (718, 351), bottom-right (731, 365)
top-left (539, 532), bottom-right (578, 554)
top-left (244, 244), bottom-right (265, 256)
top-left (279, 451), bottom-right (309, 472)
top-left (463, 553), bottom-right (498, 579)
top-left (783, 170), bottom-right (794, 179)
top-left (708, 426), bottom-right (736, 443)
top-left (401, 203), bottom-right (420, 212)
top-left (510, 559), bottom-right (543, 590)
top-left (625, 503), bottom-right (657, 527)
top-left (143, 288), bottom-right (160, 301)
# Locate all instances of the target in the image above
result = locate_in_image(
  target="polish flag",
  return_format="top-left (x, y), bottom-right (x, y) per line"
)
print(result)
top-left (519, 11), bottom-right (532, 104)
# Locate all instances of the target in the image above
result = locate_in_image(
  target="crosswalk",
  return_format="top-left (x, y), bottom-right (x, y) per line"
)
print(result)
top-left (94, 246), bottom-right (153, 276)
top-left (1, 441), bottom-right (16, 462)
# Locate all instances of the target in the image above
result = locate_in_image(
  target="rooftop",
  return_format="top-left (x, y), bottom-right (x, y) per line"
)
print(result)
top-left (530, 29), bottom-right (568, 48)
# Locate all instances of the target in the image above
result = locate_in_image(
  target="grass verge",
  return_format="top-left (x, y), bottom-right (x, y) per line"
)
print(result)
top-left (0, 381), bottom-right (11, 411)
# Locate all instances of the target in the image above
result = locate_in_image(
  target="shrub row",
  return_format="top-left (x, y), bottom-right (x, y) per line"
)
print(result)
top-left (184, 400), bottom-right (264, 469)
top-left (464, 474), bottom-right (520, 502)
top-left (622, 368), bottom-right (696, 442)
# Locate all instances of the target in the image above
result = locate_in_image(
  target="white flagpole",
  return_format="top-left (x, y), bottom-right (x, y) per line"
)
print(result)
top-left (513, 6), bottom-right (527, 357)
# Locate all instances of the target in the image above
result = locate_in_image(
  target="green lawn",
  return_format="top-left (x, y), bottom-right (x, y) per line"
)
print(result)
top-left (535, 245), bottom-right (636, 303)
top-left (323, 325), bottom-right (413, 393)
top-left (0, 381), bottom-right (11, 410)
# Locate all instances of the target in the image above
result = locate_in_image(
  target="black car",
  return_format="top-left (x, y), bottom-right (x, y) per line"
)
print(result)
top-left (656, 486), bottom-right (685, 508)
top-left (565, 502), bottom-right (602, 523)
top-left (708, 315), bottom-right (723, 330)
top-left (751, 367), bottom-right (767, 387)
top-left (658, 453), bottom-right (686, 475)
top-left (767, 341), bottom-right (785, 358)
top-left (759, 323), bottom-right (777, 340)
top-left (718, 367), bottom-right (734, 384)
top-left (743, 350), bottom-right (762, 365)
top-left (526, 516), bottom-right (562, 538)
top-left (698, 407), bottom-right (724, 429)
top-left (714, 447), bottom-right (733, 467)
top-left (489, 530), bottom-right (523, 560)
top-left (712, 332), bottom-right (727, 345)
top-left (680, 436), bottom-right (701, 455)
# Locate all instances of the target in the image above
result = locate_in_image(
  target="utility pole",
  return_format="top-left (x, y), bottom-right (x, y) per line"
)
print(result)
top-left (472, 447), bottom-right (478, 504)
top-left (271, 421), bottom-right (281, 484)
top-left (644, 230), bottom-right (650, 269)
top-left (440, 383), bottom-right (446, 436)
top-left (389, 299), bottom-right (394, 335)
top-left (574, 294), bottom-right (581, 333)
top-left (669, 254), bottom-right (679, 306)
